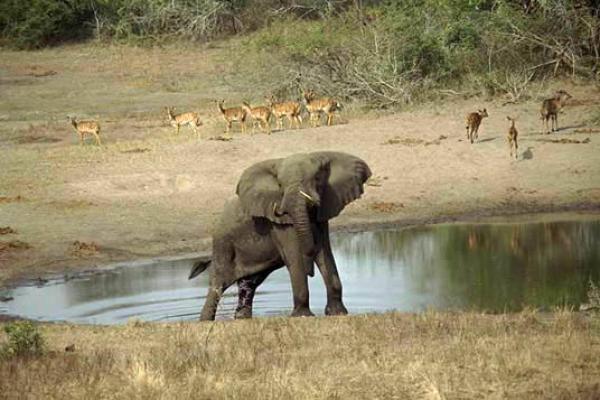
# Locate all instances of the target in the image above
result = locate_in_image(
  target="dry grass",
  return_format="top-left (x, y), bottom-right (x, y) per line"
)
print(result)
top-left (0, 240), bottom-right (31, 254)
top-left (381, 135), bottom-right (448, 146)
top-left (0, 196), bottom-right (25, 204)
top-left (534, 137), bottom-right (592, 144)
top-left (0, 311), bottom-right (598, 399)
top-left (370, 201), bottom-right (405, 213)
top-left (0, 227), bottom-right (17, 235)
top-left (69, 241), bottom-right (100, 257)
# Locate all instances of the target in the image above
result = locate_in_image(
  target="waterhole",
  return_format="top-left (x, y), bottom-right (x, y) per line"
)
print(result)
top-left (1, 219), bottom-right (599, 324)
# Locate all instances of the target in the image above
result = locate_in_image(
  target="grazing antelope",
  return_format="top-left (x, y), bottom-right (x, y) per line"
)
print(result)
top-left (465, 108), bottom-right (488, 144)
top-left (506, 116), bottom-right (519, 159)
top-left (266, 96), bottom-right (302, 130)
top-left (241, 102), bottom-right (272, 134)
top-left (302, 90), bottom-right (341, 127)
top-left (217, 100), bottom-right (247, 136)
top-left (541, 90), bottom-right (572, 134)
top-left (165, 107), bottom-right (203, 137)
top-left (68, 116), bottom-right (102, 146)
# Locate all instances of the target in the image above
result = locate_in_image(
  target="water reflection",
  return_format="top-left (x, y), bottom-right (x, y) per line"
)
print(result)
top-left (1, 219), bottom-right (599, 324)
top-left (332, 221), bottom-right (600, 312)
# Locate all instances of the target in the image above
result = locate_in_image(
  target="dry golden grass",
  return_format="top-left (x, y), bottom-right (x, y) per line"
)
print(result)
top-left (1, 311), bottom-right (599, 399)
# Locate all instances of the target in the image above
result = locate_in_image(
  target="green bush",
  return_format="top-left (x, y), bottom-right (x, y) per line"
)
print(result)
top-left (1, 321), bottom-right (45, 358)
top-left (0, 0), bottom-right (360, 48)
top-left (1, 0), bottom-right (598, 107)
top-left (0, 0), bottom-right (92, 49)
top-left (234, 0), bottom-right (599, 108)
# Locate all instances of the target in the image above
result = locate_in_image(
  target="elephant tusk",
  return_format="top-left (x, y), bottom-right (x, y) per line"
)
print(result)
top-left (299, 190), bottom-right (315, 203)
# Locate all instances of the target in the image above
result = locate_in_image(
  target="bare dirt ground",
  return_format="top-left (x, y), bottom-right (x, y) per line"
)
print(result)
top-left (1, 45), bottom-right (600, 285)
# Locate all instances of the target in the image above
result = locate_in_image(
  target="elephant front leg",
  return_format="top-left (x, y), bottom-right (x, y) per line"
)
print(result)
top-left (288, 264), bottom-right (315, 317)
top-left (273, 227), bottom-right (315, 318)
top-left (315, 223), bottom-right (348, 316)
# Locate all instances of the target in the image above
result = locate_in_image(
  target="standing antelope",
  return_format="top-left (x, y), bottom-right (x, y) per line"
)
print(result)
top-left (506, 116), bottom-right (519, 159)
top-left (68, 116), bottom-right (102, 146)
top-left (241, 102), bottom-right (272, 134)
top-left (166, 107), bottom-right (203, 137)
top-left (302, 90), bottom-right (341, 127)
top-left (217, 100), bottom-right (247, 136)
top-left (465, 108), bottom-right (488, 144)
top-left (541, 90), bottom-right (572, 134)
top-left (266, 96), bottom-right (302, 130)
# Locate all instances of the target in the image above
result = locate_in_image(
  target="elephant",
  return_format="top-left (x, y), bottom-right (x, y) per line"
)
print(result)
top-left (189, 151), bottom-right (372, 320)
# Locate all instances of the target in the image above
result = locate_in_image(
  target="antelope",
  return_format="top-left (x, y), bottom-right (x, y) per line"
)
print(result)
top-left (266, 96), bottom-right (302, 130)
top-left (506, 116), bottom-right (519, 159)
top-left (302, 90), bottom-right (341, 127)
top-left (68, 116), bottom-right (102, 146)
top-left (465, 108), bottom-right (488, 144)
top-left (241, 102), bottom-right (272, 134)
top-left (165, 107), bottom-right (203, 137)
top-left (217, 100), bottom-right (247, 136)
top-left (541, 90), bottom-right (572, 134)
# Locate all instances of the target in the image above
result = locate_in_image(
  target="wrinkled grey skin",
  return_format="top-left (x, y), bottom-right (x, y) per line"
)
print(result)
top-left (189, 151), bottom-right (372, 320)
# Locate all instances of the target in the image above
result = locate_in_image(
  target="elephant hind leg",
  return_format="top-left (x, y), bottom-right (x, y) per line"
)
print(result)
top-left (200, 274), bottom-right (234, 321)
top-left (200, 285), bottom-right (223, 321)
top-left (235, 268), bottom-right (275, 319)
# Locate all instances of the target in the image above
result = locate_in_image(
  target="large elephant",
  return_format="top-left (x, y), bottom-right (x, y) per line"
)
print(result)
top-left (189, 151), bottom-right (372, 320)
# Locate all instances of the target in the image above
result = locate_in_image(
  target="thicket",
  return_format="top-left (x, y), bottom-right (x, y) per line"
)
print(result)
top-left (237, 0), bottom-right (600, 106)
top-left (1, 1), bottom-right (599, 106)
top-left (0, 0), bottom-right (355, 48)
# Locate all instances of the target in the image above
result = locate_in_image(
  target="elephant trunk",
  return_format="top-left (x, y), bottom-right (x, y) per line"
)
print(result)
top-left (289, 193), bottom-right (316, 275)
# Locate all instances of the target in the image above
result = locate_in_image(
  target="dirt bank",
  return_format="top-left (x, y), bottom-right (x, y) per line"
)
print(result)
top-left (1, 46), bottom-right (599, 285)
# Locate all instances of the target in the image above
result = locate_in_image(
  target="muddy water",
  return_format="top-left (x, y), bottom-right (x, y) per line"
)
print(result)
top-left (1, 219), bottom-right (599, 324)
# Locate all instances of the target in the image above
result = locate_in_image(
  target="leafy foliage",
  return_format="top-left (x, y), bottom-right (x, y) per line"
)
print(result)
top-left (0, 0), bottom-right (93, 48)
top-left (237, 0), bottom-right (600, 107)
top-left (1, 321), bottom-right (45, 358)
top-left (1, 0), bottom-right (598, 107)
top-left (0, 0), bottom-right (361, 48)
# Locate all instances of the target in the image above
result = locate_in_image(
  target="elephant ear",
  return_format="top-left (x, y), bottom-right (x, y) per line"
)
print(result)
top-left (235, 158), bottom-right (293, 224)
top-left (316, 152), bottom-right (372, 221)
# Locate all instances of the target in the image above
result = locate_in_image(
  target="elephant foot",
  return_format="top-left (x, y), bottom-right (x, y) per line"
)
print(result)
top-left (234, 306), bottom-right (252, 319)
top-left (291, 307), bottom-right (315, 318)
top-left (199, 302), bottom-right (218, 321)
top-left (199, 312), bottom-right (216, 321)
top-left (325, 302), bottom-right (348, 316)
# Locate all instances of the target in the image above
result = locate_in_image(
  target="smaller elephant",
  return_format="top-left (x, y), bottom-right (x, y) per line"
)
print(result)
top-left (189, 151), bottom-right (372, 320)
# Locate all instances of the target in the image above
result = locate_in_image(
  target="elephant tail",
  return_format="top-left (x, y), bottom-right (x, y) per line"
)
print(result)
top-left (188, 259), bottom-right (211, 279)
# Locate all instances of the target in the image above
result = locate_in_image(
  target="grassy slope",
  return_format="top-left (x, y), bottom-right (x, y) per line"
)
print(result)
top-left (1, 311), bottom-right (599, 399)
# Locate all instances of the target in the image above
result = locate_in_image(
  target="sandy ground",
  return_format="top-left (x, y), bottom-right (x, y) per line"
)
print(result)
top-left (1, 46), bottom-right (600, 285)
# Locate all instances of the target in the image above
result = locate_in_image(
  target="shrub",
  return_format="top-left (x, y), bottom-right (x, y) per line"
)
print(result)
top-left (1, 321), bottom-right (45, 358)
top-left (234, 0), bottom-right (599, 108)
top-left (0, 0), bottom-right (93, 49)
top-left (588, 279), bottom-right (600, 309)
top-left (0, 0), bottom-right (359, 48)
